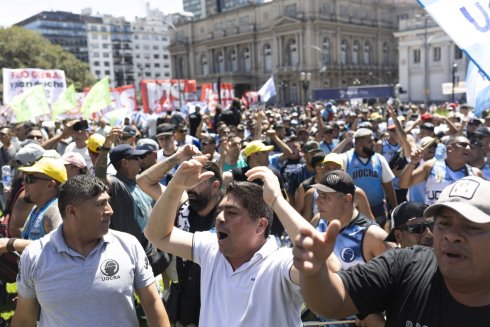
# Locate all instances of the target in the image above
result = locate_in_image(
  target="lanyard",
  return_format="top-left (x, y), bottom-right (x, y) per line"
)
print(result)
top-left (22, 197), bottom-right (57, 239)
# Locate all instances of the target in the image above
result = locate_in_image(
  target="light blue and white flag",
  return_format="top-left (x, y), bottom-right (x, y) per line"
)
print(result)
top-left (466, 61), bottom-right (490, 117)
top-left (417, 0), bottom-right (490, 80)
top-left (258, 76), bottom-right (276, 102)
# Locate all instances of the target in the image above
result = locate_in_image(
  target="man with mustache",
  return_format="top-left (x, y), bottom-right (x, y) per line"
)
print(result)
top-left (137, 145), bottom-right (222, 326)
top-left (342, 128), bottom-right (397, 228)
top-left (293, 176), bottom-right (490, 326)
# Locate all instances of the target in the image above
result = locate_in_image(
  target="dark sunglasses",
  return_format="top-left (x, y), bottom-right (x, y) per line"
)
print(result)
top-left (454, 142), bottom-right (470, 148)
top-left (401, 221), bottom-right (434, 234)
top-left (124, 156), bottom-right (140, 161)
top-left (23, 175), bottom-right (52, 184)
top-left (201, 141), bottom-right (214, 146)
top-left (27, 135), bottom-right (43, 140)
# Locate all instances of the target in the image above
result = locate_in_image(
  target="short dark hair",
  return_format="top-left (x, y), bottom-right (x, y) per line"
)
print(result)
top-left (58, 175), bottom-right (108, 219)
top-left (203, 161), bottom-right (222, 187)
top-left (225, 182), bottom-right (273, 238)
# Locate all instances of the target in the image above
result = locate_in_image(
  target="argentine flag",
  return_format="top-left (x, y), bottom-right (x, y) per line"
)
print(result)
top-left (418, 0), bottom-right (490, 81)
top-left (258, 76), bottom-right (276, 102)
top-left (466, 62), bottom-right (490, 117)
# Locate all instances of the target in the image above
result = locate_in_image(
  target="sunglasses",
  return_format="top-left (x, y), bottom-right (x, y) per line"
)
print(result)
top-left (400, 221), bottom-right (434, 234)
top-left (27, 135), bottom-right (43, 140)
top-left (124, 156), bottom-right (140, 161)
top-left (454, 142), bottom-right (470, 148)
top-left (121, 135), bottom-right (134, 141)
top-left (23, 175), bottom-right (52, 184)
top-left (201, 141), bottom-right (214, 146)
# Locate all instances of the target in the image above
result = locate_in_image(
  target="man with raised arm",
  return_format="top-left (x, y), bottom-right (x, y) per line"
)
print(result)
top-left (145, 159), bottom-right (315, 326)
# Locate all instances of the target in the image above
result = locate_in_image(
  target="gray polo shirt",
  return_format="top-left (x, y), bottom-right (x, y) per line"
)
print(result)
top-left (17, 226), bottom-right (155, 327)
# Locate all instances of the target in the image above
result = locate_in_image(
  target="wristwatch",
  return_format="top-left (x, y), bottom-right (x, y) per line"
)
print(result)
top-left (6, 238), bottom-right (17, 253)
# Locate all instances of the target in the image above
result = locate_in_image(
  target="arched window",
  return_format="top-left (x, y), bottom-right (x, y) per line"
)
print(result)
top-left (264, 44), bottom-right (272, 72)
top-left (322, 37), bottom-right (330, 65)
top-left (364, 42), bottom-right (371, 64)
top-left (383, 42), bottom-right (389, 65)
top-left (341, 40), bottom-right (348, 65)
top-left (217, 51), bottom-right (224, 73)
top-left (201, 55), bottom-right (208, 75)
top-left (243, 47), bottom-right (251, 72)
top-left (352, 41), bottom-right (359, 65)
top-left (229, 49), bottom-right (237, 71)
top-left (287, 39), bottom-right (298, 66)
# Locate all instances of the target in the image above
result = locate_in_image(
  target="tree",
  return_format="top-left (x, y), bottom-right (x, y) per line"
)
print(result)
top-left (0, 26), bottom-right (95, 103)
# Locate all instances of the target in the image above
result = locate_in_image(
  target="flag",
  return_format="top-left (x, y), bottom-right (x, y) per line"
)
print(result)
top-left (466, 61), bottom-right (490, 117)
top-left (52, 84), bottom-right (77, 120)
top-left (8, 85), bottom-right (50, 122)
top-left (258, 76), bottom-right (276, 102)
top-left (81, 77), bottom-right (111, 118)
top-left (418, 0), bottom-right (490, 80)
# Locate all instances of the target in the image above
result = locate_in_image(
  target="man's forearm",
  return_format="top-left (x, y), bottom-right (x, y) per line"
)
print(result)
top-left (272, 196), bottom-right (310, 245)
top-left (137, 153), bottom-right (180, 187)
top-left (94, 150), bottom-right (109, 180)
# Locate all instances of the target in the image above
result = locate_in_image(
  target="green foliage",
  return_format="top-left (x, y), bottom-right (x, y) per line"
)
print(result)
top-left (0, 26), bottom-right (95, 102)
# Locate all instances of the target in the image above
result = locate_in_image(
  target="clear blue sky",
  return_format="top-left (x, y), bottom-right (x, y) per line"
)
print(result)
top-left (0, 0), bottom-right (184, 27)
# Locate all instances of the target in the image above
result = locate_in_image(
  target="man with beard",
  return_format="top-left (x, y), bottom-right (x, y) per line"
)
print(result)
top-left (0, 158), bottom-right (66, 253)
top-left (399, 135), bottom-right (483, 205)
top-left (385, 202), bottom-right (433, 247)
top-left (137, 145), bottom-right (221, 326)
top-left (342, 128), bottom-right (397, 227)
top-left (95, 130), bottom-right (170, 277)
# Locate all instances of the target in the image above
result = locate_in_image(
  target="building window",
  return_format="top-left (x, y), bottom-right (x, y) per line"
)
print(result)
top-left (413, 49), bottom-right (421, 63)
top-left (94, 61), bottom-right (100, 66)
top-left (104, 62), bottom-right (110, 67)
top-left (153, 45), bottom-right (159, 50)
top-left (263, 44), bottom-right (272, 72)
top-left (103, 53), bottom-right (109, 58)
top-left (454, 45), bottom-right (463, 60)
top-left (341, 40), bottom-right (348, 65)
top-left (383, 42), bottom-right (389, 65)
top-left (286, 39), bottom-right (298, 66)
top-left (230, 49), bottom-right (238, 71)
top-left (105, 70), bottom-right (110, 75)
top-left (243, 47), bottom-right (251, 72)
top-left (154, 63), bottom-right (160, 68)
top-left (201, 55), bottom-right (209, 75)
top-left (163, 55), bottom-right (169, 60)
top-left (364, 42), bottom-right (371, 65)
top-left (92, 52), bottom-right (100, 58)
top-left (322, 38), bottom-right (330, 65)
top-left (91, 34), bottom-right (98, 40)
top-left (217, 51), bottom-right (225, 73)
top-left (433, 47), bottom-right (441, 62)
top-left (154, 54), bottom-right (159, 59)
top-left (352, 41), bottom-right (359, 65)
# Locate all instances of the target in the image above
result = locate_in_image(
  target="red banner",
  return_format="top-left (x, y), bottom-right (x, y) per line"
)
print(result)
top-left (140, 79), bottom-right (197, 113)
top-left (200, 83), bottom-right (234, 110)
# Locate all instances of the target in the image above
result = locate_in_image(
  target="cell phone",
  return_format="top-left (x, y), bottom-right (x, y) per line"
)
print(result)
top-left (73, 120), bottom-right (89, 132)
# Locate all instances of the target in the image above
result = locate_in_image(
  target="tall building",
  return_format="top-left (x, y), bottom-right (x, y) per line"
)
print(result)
top-left (183, 0), bottom-right (207, 19)
top-left (170, 0), bottom-right (416, 103)
top-left (183, 0), bottom-right (269, 19)
top-left (15, 11), bottom-right (101, 63)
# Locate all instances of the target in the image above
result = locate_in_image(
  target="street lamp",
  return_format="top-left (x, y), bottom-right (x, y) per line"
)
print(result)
top-left (452, 62), bottom-right (458, 103)
top-left (300, 72), bottom-right (311, 105)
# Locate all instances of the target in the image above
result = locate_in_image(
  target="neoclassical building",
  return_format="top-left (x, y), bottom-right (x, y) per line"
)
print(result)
top-left (169, 0), bottom-right (417, 103)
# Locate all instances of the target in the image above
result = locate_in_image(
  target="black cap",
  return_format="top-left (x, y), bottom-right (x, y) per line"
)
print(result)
top-left (122, 125), bottom-right (137, 136)
top-left (109, 144), bottom-right (147, 164)
top-left (474, 126), bottom-right (490, 138)
top-left (311, 170), bottom-right (355, 197)
top-left (385, 202), bottom-right (429, 242)
top-left (156, 123), bottom-right (175, 136)
top-left (421, 122), bottom-right (435, 131)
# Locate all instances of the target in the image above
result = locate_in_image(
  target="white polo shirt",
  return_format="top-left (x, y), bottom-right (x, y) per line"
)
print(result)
top-left (193, 231), bottom-right (303, 327)
top-left (17, 226), bottom-right (155, 327)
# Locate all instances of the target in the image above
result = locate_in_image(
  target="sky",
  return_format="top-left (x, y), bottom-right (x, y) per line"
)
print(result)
top-left (0, 0), bottom-right (184, 27)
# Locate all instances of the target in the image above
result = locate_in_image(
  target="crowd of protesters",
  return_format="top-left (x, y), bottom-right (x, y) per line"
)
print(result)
top-left (0, 97), bottom-right (489, 326)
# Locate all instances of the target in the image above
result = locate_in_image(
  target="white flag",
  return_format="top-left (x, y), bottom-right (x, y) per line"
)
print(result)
top-left (258, 76), bottom-right (276, 102)
top-left (466, 61), bottom-right (490, 117)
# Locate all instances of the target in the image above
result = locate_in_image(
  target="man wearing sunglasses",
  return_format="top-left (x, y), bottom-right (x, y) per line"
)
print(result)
top-left (0, 158), bottom-right (67, 254)
top-left (385, 202), bottom-right (432, 247)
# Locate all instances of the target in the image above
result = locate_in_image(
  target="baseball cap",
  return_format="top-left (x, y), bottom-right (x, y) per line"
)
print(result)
top-left (421, 122), bottom-right (435, 131)
top-left (354, 128), bottom-right (373, 139)
top-left (86, 133), bottom-right (106, 153)
top-left (385, 202), bottom-right (429, 242)
top-left (244, 140), bottom-right (274, 157)
top-left (424, 176), bottom-right (490, 224)
top-left (156, 123), bottom-right (175, 136)
top-left (420, 136), bottom-right (436, 148)
top-left (322, 153), bottom-right (343, 168)
top-left (303, 141), bottom-right (321, 153)
top-left (136, 138), bottom-right (159, 153)
top-left (311, 170), bottom-right (355, 197)
top-left (18, 157), bottom-right (67, 183)
top-left (370, 112), bottom-right (382, 121)
top-left (421, 113), bottom-right (433, 121)
top-left (474, 126), bottom-right (490, 138)
top-left (122, 125), bottom-right (137, 137)
top-left (62, 152), bottom-right (87, 169)
top-left (109, 144), bottom-right (147, 164)
top-left (15, 143), bottom-right (45, 165)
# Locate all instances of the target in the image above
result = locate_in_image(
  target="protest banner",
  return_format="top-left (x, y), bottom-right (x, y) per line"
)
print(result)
top-left (140, 79), bottom-right (197, 113)
top-left (200, 83), bottom-right (235, 111)
top-left (8, 85), bottom-right (50, 122)
top-left (81, 77), bottom-right (111, 118)
top-left (2, 68), bottom-right (66, 104)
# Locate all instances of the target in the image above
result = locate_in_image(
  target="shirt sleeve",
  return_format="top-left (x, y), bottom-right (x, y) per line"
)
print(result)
top-left (16, 248), bottom-right (38, 299)
top-left (132, 237), bottom-right (156, 289)
top-left (338, 248), bottom-right (398, 315)
top-left (192, 231), bottom-right (218, 266)
top-left (378, 154), bottom-right (395, 183)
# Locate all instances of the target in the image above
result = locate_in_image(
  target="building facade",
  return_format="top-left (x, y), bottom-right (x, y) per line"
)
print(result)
top-left (394, 14), bottom-right (466, 104)
top-left (170, 0), bottom-right (416, 104)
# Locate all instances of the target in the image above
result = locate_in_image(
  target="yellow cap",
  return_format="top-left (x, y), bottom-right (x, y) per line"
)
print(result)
top-left (86, 133), bottom-right (106, 153)
top-left (322, 153), bottom-right (344, 169)
top-left (18, 157), bottom-right (67, 183)
top-left (244, 140), bottom-right (274, 157)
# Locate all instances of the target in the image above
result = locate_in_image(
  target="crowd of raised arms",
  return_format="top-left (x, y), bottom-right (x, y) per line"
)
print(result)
top-left (0, 99), bottom-right (489, 326)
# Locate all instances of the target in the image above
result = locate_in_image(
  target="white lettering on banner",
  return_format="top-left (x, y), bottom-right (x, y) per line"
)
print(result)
top-left (141, 80), bottom-right (197, 113)
top-left (3, 68), bottom-right (67, 104)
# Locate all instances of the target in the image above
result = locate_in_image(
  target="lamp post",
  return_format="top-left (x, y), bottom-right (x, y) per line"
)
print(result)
top-left (423, 15), bottom-right (429, 107)
top-left (452, 62), bottom-right (458, 103)
top-left (300, 72), bottom-right (311, 106)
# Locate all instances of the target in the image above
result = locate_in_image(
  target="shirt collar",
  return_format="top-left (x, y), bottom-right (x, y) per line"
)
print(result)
top-left (51, 224), bottom-right (114, 255)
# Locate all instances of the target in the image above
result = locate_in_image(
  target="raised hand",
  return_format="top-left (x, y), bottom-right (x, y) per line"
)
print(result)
top-left (245, 166), bottom-right (281, 206)
top-left (176, 144), bottom-right (201, 163)
top-left (170, 156), bottom-right (214, 191)
top-left (292, 220), bottom-right (341, 276)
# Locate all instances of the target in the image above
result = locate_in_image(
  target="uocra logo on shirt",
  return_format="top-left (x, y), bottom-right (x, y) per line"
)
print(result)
top-left (100, 259), bottom-right (121, 281)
